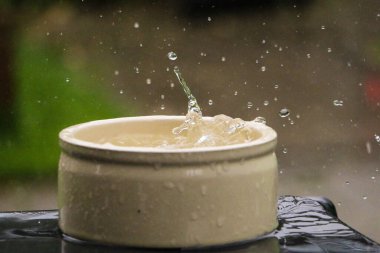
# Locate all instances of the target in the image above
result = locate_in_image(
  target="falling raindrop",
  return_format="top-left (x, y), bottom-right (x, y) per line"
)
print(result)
top-left (133, 22), bottom-right (140, 28)
top-left (279, 108), bottom-right (290, 117)
top-left (167, 51), bottom-right (177, 61)
top-left (333, 100), bottom-right (344, 107)
top-left (146, 78), bottom-right (152, 85)
top-left (371, 176), bottom-right (375, 180)
top-left (262, 39), bottom-right (266, 44)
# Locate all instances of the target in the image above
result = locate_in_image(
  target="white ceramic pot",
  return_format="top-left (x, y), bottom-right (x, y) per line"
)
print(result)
top-left (58, 116), bottom-right (278, 248)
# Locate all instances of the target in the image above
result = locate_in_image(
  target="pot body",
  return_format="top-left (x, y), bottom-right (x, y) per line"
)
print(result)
top-left (58, 116), bottom-right (278, 248)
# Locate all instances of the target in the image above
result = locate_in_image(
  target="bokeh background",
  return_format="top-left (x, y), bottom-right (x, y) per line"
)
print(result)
top-left (1, 0), bottom-right (380, 241)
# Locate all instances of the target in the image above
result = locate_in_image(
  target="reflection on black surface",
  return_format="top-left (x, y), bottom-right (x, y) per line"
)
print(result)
top-left (0, 196), bottom-right (379, 253)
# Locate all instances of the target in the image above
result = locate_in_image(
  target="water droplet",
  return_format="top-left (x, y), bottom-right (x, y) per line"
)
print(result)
top-left (261, 66), bottom-right (266, 72)
top-left (167, 51), bottom-right (177, 61)
top-left (362, 196), bottom-right (368, 200)
top-left (263, 100), bottom-right (269, 106)
top-left (345, 181), bottom-right (350, 185)
top-left (333, 100), bottom-right (343, 106)
top-left (133, 22), bottom-right (140, 28)
top-left (262, 39), bottom-right (266, 44)
top-left (221, 56), bottom-right (226, 62)
top-left (374, 134), bottom-right (380, 143)
top-left (134, 67), bottom-right (139, 74)
top-left (253, 116), bottom-right (266, 124)
top-left (207, 17), bottom-right (212, 22)
top-left (191, 212), bottom-right (198, 221)
top-left (274, 84), bottom-right (279, 89)
top-left (247, 101), bottom-right (253, 109)
top-left (65, 77), bottom-right (70, 83)
top-left (170, 82), bottom-right (175, 88)
top-left (119, 90), bottom-right (124, 94)
top-left (164, 181), bottom-right (175, 189)
top-left (160, 104), bottom-right (165, 110)
top-left (217, 216), bottom-right (225, 227)
top-left (234, 91), bottom-right (238, 96)
top-left (321, 25), bottom-right (326, 30)
top-left (208, 99), bottom-right (213, 106)
top-left (279, 108), bottom-right (290, 117)
top-left (160, 94), bottom-right (165, 100)
top-left (282, 148), bottom-right (288, 154)
top-left (201, 185), bottom-right (207, 196)
top-left (306, 53), bottom-right (311, 58)
top-left (327, 48), bottom-right (332, 53)
top-left (371, 176), bottom-right (375, 180)
top-left (296, 114), bottom-right (300, 119)
top-left (114, 70), bottom-right (119, 76)
top-left (146, 78), bottom-right (151, 85)
top-left (337, 202), bottom-right (341, 206)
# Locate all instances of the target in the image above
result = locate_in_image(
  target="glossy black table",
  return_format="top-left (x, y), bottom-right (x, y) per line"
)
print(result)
top-left (0, 196), bottom-right (379, 253)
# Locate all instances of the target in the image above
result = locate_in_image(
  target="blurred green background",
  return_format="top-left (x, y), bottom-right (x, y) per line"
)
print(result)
top-left (0, 0), bottom-right (380, 241)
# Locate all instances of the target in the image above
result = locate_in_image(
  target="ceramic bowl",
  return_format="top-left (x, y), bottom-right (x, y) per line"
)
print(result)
top-left (58, 116), bottom-right (278, 248)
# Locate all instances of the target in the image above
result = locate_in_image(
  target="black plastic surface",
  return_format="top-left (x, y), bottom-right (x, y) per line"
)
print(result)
top-left (0, 196), bottom-right (379, 253)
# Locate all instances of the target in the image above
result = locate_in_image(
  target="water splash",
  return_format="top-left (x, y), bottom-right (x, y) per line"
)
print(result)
top-left (173, 66), bottom-right (202, 116)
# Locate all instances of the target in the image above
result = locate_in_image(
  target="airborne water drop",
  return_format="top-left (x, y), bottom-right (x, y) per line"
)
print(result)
top-left (167, 52), bottom-right (177, 61)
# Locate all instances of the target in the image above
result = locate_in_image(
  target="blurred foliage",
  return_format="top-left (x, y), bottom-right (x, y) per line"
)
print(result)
top-left (0, 35), bottom-right (131, 178)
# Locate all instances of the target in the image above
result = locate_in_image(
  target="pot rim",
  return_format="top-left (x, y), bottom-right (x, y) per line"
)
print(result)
top-left (59, 115), bottom-right (277, 164)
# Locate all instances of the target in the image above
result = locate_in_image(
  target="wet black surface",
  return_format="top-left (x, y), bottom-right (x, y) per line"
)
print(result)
top-left (0, 196), bottom-right (379, 253)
